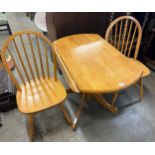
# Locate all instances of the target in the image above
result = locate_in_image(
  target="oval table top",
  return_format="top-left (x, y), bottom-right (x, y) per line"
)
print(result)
top-left (54, 34), bottom-right (143, 93)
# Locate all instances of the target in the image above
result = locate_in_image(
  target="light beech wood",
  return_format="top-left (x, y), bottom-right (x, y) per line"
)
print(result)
top-left (16, 78), bottom-right (67, 113)
top-left (105, 16), bottom-right (142, 60)
top-left (118, 20), bottom-right (123, 50)
top-left (59, 104), bottom-right (72, 126)
top-left (28, 34), bottom-right (40, 79)
top-left (114, 23), bottom-right (118, 47)
top-left (124, 21), bottom-right (133, 56)
top-left (128, 25), bottom-right (137, 57)
top-left (1, 31), bottom-right (67, 140)
top-left (105, 16), bottom-right (150, 102)
top-left (36, 35), bottom-right (45, 78)
top-left (20, 35), bottom-right (35, 81)
top-left (93, 94), bottom-right (118, 113)
top-left (13, 38), bottom-right (32, 84)
top-left (72, 93), bottom-right (87, 130)
top-left (54, 34), bottom-right (142, 93)
top-left (54, 33), bottom-right (143, 130)
top-left (121, 19), bottom-right (128, 53)
top-left (53, 46), bottom-right (79, 93)
top-left (128, 58), bottom-right (150, 77)
top-left (43, 40), bottom-right (50, 78)
top-left (7, 47), bottom-right (25, 89)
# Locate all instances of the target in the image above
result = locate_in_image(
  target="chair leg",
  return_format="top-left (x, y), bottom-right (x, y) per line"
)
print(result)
top-left (139, 77), bottom-right (143, 101)
top-left (27, 114), bottom-right (35, 142)
top-left (72, 93), bottom-right (86, 130)
top-left (112, 91), bottom-right (119, 106)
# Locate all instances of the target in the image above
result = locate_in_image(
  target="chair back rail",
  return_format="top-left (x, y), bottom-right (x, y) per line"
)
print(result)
top-left (105, 16), bottom-right (142, 59)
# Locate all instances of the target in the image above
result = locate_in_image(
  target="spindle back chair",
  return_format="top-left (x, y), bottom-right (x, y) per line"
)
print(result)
top-left (105, 16), bottom-right (142, 59)
top-left (105, 16), bottom-right (150, 105)
top-left (1, 31), bottom-right (68, 141)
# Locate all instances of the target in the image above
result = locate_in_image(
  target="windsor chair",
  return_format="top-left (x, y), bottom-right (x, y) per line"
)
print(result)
top-left (105, 16), bottom-right (150, 104)
top-left (1, 31), bottom-right (67, 141)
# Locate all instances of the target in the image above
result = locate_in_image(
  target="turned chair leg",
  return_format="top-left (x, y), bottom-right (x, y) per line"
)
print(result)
top-left (139, 77), bottom-right (143, 101)
top-left (28, 114), bottom-right (35, 141)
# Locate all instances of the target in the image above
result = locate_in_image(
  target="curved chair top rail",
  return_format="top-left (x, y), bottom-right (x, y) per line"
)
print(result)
top-left (105, 16), bottom-right (142, 59)
top-left (1, 30), bottom-right (57, 91)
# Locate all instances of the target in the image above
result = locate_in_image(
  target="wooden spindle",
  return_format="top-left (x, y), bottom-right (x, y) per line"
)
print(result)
top-left (128, 25), bottom-right (137, 57)
top-left (110, 30), bottom-right (113, 45)
top-left (117, 20), bottom-right (123, 50)
top-left (53, 48), bottom-right (57, 81)
top-left (28, 34), bottom-right (40, 79)
top-left (7, 47), bottom-right (26, 85)
top-left (43, 40), bottom-right (50, 78)
top-left (36, 35), bottom-right (45, 78)
top-left (121, 19), bottom-right (128, 53)
top-left (114, 23), bottom-right (118, 48)
top-left (20, 35), bottom-right (35, 81)
top-left (124, 20), bottom-right (133, 56)
top-left (13, 39), bottom-right (31, 83)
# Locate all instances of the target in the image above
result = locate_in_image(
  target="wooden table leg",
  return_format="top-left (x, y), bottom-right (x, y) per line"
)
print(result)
top-left (28, 114), bottom-right (35, 142)
top-left (72, 93), bottom-right (86, 130)
top-left (61, 93), bottom-right (118, 130)
top-left (60, 103), bottom-right (72, 126)
top-left (112, 91), bottom-right (119, 106)
top-left (60, 93), bottom-right (86, 131)
top-left (93, 94), bottom-right (118, 113)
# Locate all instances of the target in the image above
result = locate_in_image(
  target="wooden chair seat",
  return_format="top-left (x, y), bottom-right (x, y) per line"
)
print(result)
top-left (128, 58), bottom-right (150, 77)
top-left (17, 77), bottom-right (67, 114)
